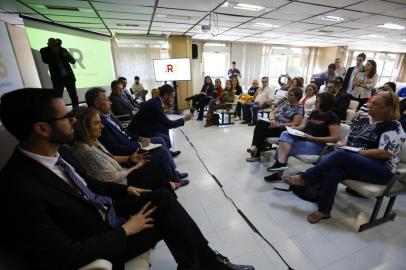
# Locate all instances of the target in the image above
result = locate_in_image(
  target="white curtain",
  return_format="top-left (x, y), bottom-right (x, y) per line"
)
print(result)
top-left (230, 43), bottom-right (269, 89)
top-left (394, 53), bottom-right (405, 82)
top-left (111, 40), bottom-right (167, 96)
top-left (302, 47), bottom-right (319, 84)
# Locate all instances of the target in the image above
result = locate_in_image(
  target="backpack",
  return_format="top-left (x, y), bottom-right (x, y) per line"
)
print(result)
top-left (292, 182), bottom-right (320, 203)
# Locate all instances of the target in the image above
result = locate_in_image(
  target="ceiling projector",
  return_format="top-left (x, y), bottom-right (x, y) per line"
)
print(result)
top-left (201, 25), bottom-right (211, 32)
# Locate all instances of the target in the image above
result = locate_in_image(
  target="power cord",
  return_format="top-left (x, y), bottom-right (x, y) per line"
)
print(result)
top-left (179, 128), bottom-right (296, 270)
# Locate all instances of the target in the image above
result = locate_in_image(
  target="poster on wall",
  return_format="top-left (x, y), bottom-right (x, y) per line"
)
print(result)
top-left (0, 21), bottom-right (23, 97)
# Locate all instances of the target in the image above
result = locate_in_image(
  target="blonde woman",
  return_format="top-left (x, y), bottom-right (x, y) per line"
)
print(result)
top-left (72, 106), bottom-right (179, 191)
top-left (285, 92), bottom-right (405, 223)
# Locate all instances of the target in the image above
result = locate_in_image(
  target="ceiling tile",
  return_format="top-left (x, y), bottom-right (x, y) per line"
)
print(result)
top-left (298, 0), bottom-right (363, 8)
top-left (104, 18), bottom-right (150, 27)
top-left (24, 0), bottom-right (91, 8)
top-left (98, 0), bottom-right (154, 5)
top-left (383, 8), bottom-right (406, 19)
top-left (98, 11), bottom-right (151, 21)
top-left (301, 16), bottom-right (339, 26)
top-left (158, 0), bottom-right (221, 11)
top-left (353, 15), bottom-right (400, 25)
top-left (346, 0), bottom-right (405, 13)
top-left (92, 2), bottom-right (153, 13)
top-left (152, 22), bottom-right (191, 29)
top-left (238, 37), bottom-right (268, 42)
top-left (322, 9), bottom-right (373, 20)
top-left (47, 16), bottom-right (101, 23)
top-left (64, 23), bottom-right (106, 28)
top-left (278, 2), bottom-right (335, 16)
top-left (261, 11), bottom-right (311, 21)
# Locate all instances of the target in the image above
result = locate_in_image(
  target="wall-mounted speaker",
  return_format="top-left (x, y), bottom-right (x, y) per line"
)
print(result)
top-left (192, 44), bottom-right (198, 59)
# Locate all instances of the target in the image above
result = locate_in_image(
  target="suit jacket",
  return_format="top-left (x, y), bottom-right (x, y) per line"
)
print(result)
top-left (99, 114), bottom-right (140, 156)
top-left (334, 91), bottom-right (351, 121)
top-left (128, 97), bottom-right (184, 138)
top-left (109, 93), bottom-right (135, 117)
top-left (0, 148), bottom-right (130, 270)
top-left (40, 46), bottom-right (76, 83)
top-left (343, 66), bottom-right (355, 91)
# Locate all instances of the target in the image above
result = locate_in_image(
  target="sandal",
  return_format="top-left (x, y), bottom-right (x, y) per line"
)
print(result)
top-left (307, 211), bottom-right (331, 224)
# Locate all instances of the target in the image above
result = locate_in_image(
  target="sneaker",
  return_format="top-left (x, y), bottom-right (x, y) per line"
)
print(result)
top-left (246, 156), bottom-right (260, 162)
top-left (210, 252), bottom-right (255, 270)
top-left (241, 121), bottom-right (249, 124)
top-left (247, 122), bottom-right (256, 126)
top-left (235, 116), bottom-right (240, 121)
top-left (267, 161), bottom-right (288, 172)
top-left (264, 173), bottom-right (282, 182)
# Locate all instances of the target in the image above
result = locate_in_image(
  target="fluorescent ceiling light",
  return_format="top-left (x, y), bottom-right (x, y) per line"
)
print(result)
top-left (233, 3), bottom-right (264, 11)
top-left (402, 39), bottom-right (406, 42)
top-left (361, 34), bottom-right (385, 38)
top-left (319, 16), bottom-right (344, 22)
top-left (253, 22), bottom-right (280, 28)
top-left (377, 23), bottom-right (405, 30)
top-left (221, 1), bottom-right (230, 8)
top-left (157, 14), bottom-right (191, 20)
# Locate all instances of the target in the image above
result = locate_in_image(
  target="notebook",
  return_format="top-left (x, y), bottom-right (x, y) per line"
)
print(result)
top-left (286, 126), bottom-right (307, 138)
top-left (141, 143), bottom-right (162, 151)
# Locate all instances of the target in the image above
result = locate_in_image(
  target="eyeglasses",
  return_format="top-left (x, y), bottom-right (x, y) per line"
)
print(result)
top-left (45, 111), bottom-right (75, 122)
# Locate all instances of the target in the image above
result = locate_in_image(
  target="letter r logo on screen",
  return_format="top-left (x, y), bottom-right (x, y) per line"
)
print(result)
top-left (166, 64), bottom-right (173, 73)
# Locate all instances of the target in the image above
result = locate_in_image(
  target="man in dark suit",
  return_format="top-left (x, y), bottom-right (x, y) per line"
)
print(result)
top-left (40, 38), bottom-right (79, 108)
top-left (118, 76), bottom-right (141, 105)
top-left (85, 87), bottom-right (189, 186)
top-left (326, 78), bottom-right (351, 121)
top-left (0, 88), bottom-right (254, 270)
top-left (127, 84), bottom-right (192, 151)
top-left (109, 80), bottom-right (138, 117)
top-left (343, 53), bottom-right (366, 94)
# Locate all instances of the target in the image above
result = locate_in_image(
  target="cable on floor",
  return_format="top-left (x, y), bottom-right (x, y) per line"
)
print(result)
top-left (179, 128), bottom-right (296, 270)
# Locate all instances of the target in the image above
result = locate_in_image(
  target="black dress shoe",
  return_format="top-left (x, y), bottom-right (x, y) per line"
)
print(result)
top-left (208, 252), bottom-right (255, 270)
top-left (179, 179), bottom-right (190, 187)
top-left (170, 150), bottom-right (181, 157)
top-left (264, 173), bottom-right (282, 182)
top-left (178, 172), bottom-right (188, 179)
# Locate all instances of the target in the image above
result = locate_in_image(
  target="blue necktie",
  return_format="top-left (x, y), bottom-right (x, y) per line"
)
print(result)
top-left (56, 157), bottom-right (125, 228)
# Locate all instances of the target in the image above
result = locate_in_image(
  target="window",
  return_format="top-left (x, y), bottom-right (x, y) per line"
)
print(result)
top-left (345, 50), bottom-right (399, 86)
top-left (266, 47), bottom-right (304, 86)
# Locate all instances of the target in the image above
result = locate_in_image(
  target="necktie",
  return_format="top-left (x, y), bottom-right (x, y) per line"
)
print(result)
top-left (55, 157), bottom-right (125, 228)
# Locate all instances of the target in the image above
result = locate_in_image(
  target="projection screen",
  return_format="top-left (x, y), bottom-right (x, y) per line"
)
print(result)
top-left (22, 17), bottom-right (115, 105)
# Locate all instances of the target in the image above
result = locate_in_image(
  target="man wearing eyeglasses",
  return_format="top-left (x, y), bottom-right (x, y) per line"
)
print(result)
top-left (0, 88), bottom-right (254, 270)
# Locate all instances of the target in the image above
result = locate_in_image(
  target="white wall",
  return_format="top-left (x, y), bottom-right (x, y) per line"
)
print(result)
top-left (7, 24), bottom-right (41, 88)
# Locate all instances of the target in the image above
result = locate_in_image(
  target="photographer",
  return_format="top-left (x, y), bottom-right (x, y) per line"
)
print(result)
top-left (40, 38), bottom-right (79, 107)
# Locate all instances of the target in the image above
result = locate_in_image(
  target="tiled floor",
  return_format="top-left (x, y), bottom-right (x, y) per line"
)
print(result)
top-left (150, 117), bottom-right (406, 270)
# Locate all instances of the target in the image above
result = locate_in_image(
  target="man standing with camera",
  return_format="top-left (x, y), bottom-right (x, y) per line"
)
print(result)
top-left (40, 38), bottom-right (79, 108)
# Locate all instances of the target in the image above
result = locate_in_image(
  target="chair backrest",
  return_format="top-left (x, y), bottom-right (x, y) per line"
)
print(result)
top-left (398, 142), bottom-right (406, 164)
top-left (339, 123), bottom-right (351, 141)
top-left (349, 100), bottom-right (359, 110)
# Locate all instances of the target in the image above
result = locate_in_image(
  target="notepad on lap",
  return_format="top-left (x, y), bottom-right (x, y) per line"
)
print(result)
top-left (286, 126), bottom-right (307, 137)
top-left (142, 143), bottom-right (162, 151)
top-left (337, 146), bottom-right (362, 152)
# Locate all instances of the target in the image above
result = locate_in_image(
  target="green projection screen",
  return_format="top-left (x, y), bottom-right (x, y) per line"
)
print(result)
top-left (23, 17), bottom-right (115, 104)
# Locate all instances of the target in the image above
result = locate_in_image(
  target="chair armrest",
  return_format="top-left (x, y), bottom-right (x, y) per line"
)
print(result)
top-left (115, 114), bottom-right (132, 120)
top-left (79, 259), bottom-right (112, 270)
